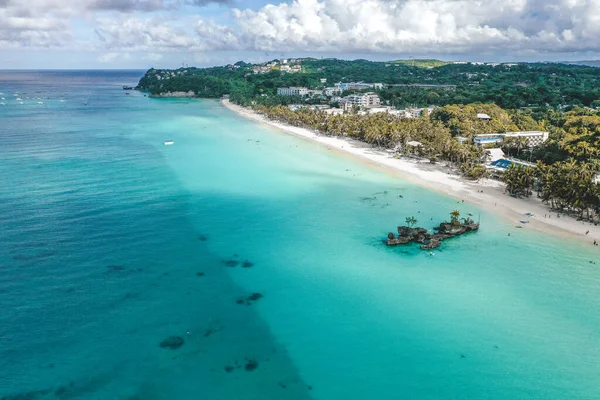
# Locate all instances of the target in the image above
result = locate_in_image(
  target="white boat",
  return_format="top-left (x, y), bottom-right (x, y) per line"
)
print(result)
top-left (0, 102), bottom-right (5, 106)
top-left (59, 99), bottom-right (65, 102)
top-left (163, 141), bottom-right (175, 146)
top-left (16, 98), bottom-right (22, 101)
top-left (37, 102), bottom-right (44, 105)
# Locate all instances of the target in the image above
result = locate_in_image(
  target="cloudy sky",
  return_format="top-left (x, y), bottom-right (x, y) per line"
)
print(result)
top-left (1, 0), bottom-right (600, 69)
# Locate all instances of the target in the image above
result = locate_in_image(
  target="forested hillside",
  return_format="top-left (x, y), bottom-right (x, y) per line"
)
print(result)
top-left (137, 58), bottom-right (600, 109)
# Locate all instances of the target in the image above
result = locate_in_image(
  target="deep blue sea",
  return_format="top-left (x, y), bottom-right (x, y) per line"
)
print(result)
top-left (1, 70), bottom-right (600, 399)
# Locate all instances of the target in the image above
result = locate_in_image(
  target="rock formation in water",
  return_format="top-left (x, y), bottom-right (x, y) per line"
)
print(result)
top-left (386, 214), bottom-right (479, 250)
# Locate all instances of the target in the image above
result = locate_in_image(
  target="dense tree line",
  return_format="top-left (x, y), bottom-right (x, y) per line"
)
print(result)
top-left (254, 105), bottom-right (489, 179)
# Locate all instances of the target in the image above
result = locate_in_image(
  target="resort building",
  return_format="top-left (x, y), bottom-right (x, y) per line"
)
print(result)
top-left (368, 107), bottom-right (396, 115)
top-left (477, 113), bottom-right (491, 121)
top-left (473, 131), bottom-right (549, 147)
top-left (277, 87), bottom-right (310, 96)
top-left (307, 90), bottom-right (324, 97)
top-left (279, 65), bottom-right (302, 74)
top-left (324, 108), bottom-right (344, 115)
top-left (403, 106), bottom-right (437, 118)
top-left (335, 82), bottom-right (383, 91)
top-left (344, 92), bottom-right (381, 109)
top-left (324, 87), bottom-right (343, 96)
top-left (340, 101), bottom-right (354, 112)
top-left (486, 148), bottom-right (505, 163)
top-left (504, 131), bottom-right (549, 146)
top-left (389, 84), bottom-right (456, 91)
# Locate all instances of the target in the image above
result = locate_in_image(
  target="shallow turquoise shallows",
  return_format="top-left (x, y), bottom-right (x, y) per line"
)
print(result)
top-left (1, 71), bottom-right (599, 400)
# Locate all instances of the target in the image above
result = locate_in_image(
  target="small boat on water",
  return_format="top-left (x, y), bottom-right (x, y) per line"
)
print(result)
top-left (163, 141), bottom-right (174, 146)
top-left (16, 98), bottom-right (22, 101)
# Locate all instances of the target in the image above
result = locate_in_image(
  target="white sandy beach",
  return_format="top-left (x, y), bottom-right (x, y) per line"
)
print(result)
top-left (222, 99), bottom-right (600, 244)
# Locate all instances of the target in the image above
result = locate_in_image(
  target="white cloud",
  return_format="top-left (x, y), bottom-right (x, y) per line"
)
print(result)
top-left (144, 52), bottom-right (164, 60)
top-left (98, 51), bottom-right (131, 62)
top-left (2, 0), bottom-right (600, 58)
top-left (98, 51), bottom-right (121, 62)
top-left (94, 16), bottom-right (199, 51)
top-left (208, 0), bottom-right (600, 54)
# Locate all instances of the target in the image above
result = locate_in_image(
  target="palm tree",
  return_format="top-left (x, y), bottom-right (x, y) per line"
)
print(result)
top-left (405, 216), bottom-right (418, 228)
top-left (450, 210), bottom-right (461, 225)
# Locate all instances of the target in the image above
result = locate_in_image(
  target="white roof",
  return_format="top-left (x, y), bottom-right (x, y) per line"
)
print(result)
top-left (406, 141), bottom-right (422, 147)
top-left (477, 113), bottom-right (491, 119)
top-left (487, 148), bottom-right (505, 163)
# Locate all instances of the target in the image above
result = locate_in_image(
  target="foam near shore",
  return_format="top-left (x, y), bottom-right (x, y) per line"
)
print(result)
top-left (221, 99), bottom-right (600, 243)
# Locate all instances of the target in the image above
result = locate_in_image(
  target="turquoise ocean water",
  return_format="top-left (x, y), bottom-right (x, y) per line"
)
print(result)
top-left (1, 71), bottom-right (599, 399)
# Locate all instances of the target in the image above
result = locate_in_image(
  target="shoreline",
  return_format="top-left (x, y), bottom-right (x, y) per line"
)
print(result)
top-left (221, 99), bottom-right (600, 244)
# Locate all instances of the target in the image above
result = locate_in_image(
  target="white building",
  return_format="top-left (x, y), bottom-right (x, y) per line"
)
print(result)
top-left (344, 92), bottom-right (381, 109)
top-left (340, 101), bottom-right (354, 112)
top-left (403, 106), bottom-right (437, 118)
top-left (324, 108), bottom-right (344, 115)
top-left (503, 131), bottom-right (549, 146)
top-left (253, 66), bottom-right (271, 74)
top-left (474, 131), bottom-right (549, 147)
top-left (486, 148), bottom-right (505, 163)
top-left (324, 87), bottom-right (343, 96)
top-left (277, 87), bottom-right (309, 96)
top-left (335, 82), bottom-right (382, 91)
top-left (368, 107), bottom-right (393, 114)
top-left (477, 113), bottom-right (491, 121)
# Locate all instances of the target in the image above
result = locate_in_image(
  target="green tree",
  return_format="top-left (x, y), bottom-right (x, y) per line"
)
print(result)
top-left (450, 210), bottom-right (461, 225)
top-left (405, 216), bottom-right (418, 228)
